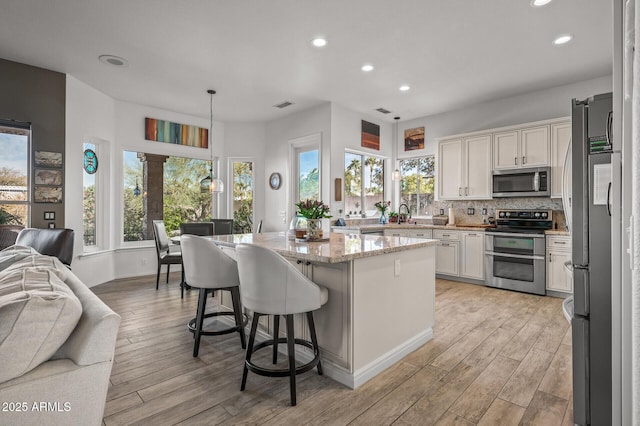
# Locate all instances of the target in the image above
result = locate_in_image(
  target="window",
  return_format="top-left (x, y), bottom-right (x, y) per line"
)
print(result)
top-left (83, 142), bottom-right (97, 247)
top-left (344, 152), bottom-right (385, 217)
top-left (122, 151), bottom-right (211, 242)
top-left (0, 122), bottom-right (30, 226)
top-left (297, 147), bottom-right (319, 201)
top-left (231, 160), bottom-right (254, 234)
top-left (399, 156), bottom-right (435, 216)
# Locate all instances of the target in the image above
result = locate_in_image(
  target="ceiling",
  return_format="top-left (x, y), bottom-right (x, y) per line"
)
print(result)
top-left (0, 0), bottom-right (612, 123)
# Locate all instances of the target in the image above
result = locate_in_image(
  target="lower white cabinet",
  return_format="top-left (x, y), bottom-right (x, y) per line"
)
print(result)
top-left (383, 228), bottom-right (433, 239)
top-left (546, 235), bottom-right (572, 293)
top-left (460, 232), bottom-right (484, 280)
top-left (434, 230), bottom-right (459, 276)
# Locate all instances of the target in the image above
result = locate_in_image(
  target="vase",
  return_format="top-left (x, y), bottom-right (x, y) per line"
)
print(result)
top-left (379, 212), bottom-right (387, 224)
top-left (306, 219), bottom-right (323, 240)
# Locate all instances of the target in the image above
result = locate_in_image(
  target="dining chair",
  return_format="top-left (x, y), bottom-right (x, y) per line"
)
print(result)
top-left (152, 220), bottom-right (184, 295)
top-left (235, 243), bottom-right (328, 406)
top-left (180, 222), bottom-right (214, 237)
top-left (211, 219), bottom-right (234, 235)
top-left (181, 234), bottom-right (246, 356)
top-left (255, 219), bottom-right (263, 234)
top-left (15, 228), bottom-right (75, 268)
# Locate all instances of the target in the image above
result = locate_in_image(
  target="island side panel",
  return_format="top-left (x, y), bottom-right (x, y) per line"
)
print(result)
top-left (351, 245), bottom-right (435, 375)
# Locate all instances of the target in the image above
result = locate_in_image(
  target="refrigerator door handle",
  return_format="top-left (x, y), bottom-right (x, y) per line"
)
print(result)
top-left (606, 181), bottom-right (612, 217)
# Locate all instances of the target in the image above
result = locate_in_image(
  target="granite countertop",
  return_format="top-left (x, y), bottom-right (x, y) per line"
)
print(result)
top-left (332, 223), bottom-right (495, 232)
top-left (207, 231), bottom-right (435, 264)
top-left (545, 230), bottom-right (570, 236)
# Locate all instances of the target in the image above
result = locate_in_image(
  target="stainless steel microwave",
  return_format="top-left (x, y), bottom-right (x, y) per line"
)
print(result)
top-left (492, 166), bottom-right (550, 197)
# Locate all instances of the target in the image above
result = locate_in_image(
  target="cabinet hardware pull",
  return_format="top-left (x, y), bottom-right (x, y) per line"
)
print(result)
top-left (441, 243), bottom-right (449, 246)
top-left (465, 187), bottom-right (469, 196)
top-left (522, 156), bottom-right (526, 165)
top-left (515, 157), bottom-right (517, 165)
top-left (296, 260), bottom-right (302, 264)
top-left (459, 187), bottom-right (462, 196)
top-left (306, 261), bottom-right (311, 265)
top-left (555, 241), bottom-right (567, 244)
top-left (416, 233), bottom-right (424, 236)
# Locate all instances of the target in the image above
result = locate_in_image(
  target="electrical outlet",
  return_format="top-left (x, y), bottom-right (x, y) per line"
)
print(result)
top-left (467, 207), bottom-right (475, 215)
top-left (394, 259), bottom-right (401, 277)
top-left (482, 208), bottom-right (488, 215)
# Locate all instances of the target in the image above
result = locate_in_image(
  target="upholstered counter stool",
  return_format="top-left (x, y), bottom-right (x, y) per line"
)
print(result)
top-left (235, 244), bottom-right (328, 406)
top-left (181, 235), bottom-right (246, 357)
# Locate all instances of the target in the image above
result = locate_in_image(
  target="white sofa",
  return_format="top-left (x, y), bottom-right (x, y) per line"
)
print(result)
top-left (0, 246), bottom-right (120, 426)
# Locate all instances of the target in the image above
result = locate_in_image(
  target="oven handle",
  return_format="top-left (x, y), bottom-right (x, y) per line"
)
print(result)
top-left (485, 232), bottom-right (546, 239)
top-left (484, 251), bottom-right (546, 261)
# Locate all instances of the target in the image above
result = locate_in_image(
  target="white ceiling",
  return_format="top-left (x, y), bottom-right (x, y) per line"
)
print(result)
top-left (0, 0), bottom-right (612, 123)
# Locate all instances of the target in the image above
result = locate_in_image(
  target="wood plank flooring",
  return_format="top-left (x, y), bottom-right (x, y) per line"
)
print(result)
top-left (93, 274), bottom-right (573, 425)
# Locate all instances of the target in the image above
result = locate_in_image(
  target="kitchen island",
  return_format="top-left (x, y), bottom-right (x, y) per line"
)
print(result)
top-left (208, 231), bottom-right (436, 389)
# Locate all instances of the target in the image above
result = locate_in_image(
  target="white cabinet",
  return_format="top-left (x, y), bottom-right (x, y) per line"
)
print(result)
top-left (550, 121), bottom-right (571, 198)
top-left (434, 230), bottom-right (459, 276)
top-left (438, 134), bottom-right (492, 200)
top-left (384, 228), bottom-right (433, 239)
top-left (460, 232), bottom-right (484, 280)
top-left (493, 125), bottom-right (550, 170)
top-left (546, 235), bottom-right (572, 293)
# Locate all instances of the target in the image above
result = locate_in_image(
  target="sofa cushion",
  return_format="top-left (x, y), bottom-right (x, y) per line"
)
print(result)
top-left (0, 245), bottom-right (39, 272)
top-left (3, 253), bottom-right (69, 281)
top-left (0, 268), bottom-right (82, 383)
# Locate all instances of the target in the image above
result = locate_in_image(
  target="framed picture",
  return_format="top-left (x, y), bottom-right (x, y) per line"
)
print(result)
top-left (404, 127), bottom-right (425, 151)
top-left (34, 168), bottom-right (63, 186)
top-left (34, 186), bottom-right (62, 203)
top-left (361, 120), bottom-right (380, 150)
top-left (34, 151), bottom-right (63, 168)
top-left (145, 117), bottom-right (208, 148)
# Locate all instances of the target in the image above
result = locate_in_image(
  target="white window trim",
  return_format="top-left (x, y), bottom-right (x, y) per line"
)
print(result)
top-left (289, 133), bottom-right (322, 220)
top-left (83, 137), bottom-right (110, 253)
top-left (344, 149), bottom-right (388, 218)
top-left (0, 122), bottom-right (31, 227)
top-left (227, 156), bottom-right (255, 227)
top-left (399, 155), bottom-right (436, 218)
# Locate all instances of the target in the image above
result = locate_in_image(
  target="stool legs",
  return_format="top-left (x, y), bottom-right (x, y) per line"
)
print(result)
top-left (241, 313), bottom-right (260, 391)
top-left (166, 264), bottom-right (170, 283)
top-left (231, 287), bottom-right (246, 349)
top-left (193, 288), bottom-right (208, 357)
top-left (285, 314), bottom-right (297, 406)
top-left (272, 315), bottom-right (280, 364)
top-left (307, 311), bottom-right (323, 375)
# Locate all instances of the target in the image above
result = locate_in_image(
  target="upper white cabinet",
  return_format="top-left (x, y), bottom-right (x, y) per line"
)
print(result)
top-left (550, 121), bottom-right (571, 198)
top-left (493, 125), bottom-right (550, 170)
top-left (438, 134), bottom-right (491, 200)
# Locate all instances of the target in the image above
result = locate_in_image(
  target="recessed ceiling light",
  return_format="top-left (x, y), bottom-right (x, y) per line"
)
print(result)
top-left (361, 64), bottom-right (374, 72)
top-left (99, 54), bottom-right (128, 67)
top-left (312, 37), bottom-right (327, 48)
top-left (553, 34), bottom-right (573, 45)
top-left (530, 0), bottom-right (552, 7)
top-left (399, 85), bottom-right (411, 92)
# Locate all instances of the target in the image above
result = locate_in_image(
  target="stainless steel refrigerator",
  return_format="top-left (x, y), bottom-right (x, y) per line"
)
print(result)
top-left (571, 93), bottom-right (613, 426)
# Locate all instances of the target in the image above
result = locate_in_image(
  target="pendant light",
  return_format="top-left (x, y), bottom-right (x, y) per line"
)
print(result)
top-left (200, 89), bottom-right (224, 193)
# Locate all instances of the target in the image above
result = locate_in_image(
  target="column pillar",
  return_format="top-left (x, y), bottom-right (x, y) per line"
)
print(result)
top-left (138, 153), bottom-right (168, 239)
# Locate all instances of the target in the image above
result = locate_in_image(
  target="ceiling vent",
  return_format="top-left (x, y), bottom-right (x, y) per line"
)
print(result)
top-left (376, 107), bottom-right (392, 114)
top-left (273, 101), bottom-right (294, 109)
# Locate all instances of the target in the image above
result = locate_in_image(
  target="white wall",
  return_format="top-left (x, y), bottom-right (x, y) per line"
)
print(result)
top-left (224, 122), bottom-right (267, 231)
top-left (65, 76), bottom-right (116, 286)
top-left (264, 104), bottom-right (332, 231)
top-left (394, 75), bottom-right (613, 159)
top-left (330, 103), bottom-right (393, 216)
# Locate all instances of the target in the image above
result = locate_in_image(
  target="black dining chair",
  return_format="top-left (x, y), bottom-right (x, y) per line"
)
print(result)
top-left (180, 222), bottom-right (214, 237)
top-left (15, 228), bottom-right (75, 268)
top-left (152, 220), bottom-right (184, 296)
top-left (211, 219), bottom-right (234, 235)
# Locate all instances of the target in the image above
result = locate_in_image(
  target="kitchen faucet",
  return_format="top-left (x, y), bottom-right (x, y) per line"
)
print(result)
top-left (398, 203), bottom-right (410, 223)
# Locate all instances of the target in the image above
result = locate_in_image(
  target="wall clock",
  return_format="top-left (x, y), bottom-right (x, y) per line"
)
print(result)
top-left (269, 172), bottom-right (281, 190)
top-left (83, 149), bottom-right (98, 174)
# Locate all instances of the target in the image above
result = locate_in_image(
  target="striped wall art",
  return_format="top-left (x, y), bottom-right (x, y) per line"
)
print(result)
top-left (144, 117), bottom-right (209, 148)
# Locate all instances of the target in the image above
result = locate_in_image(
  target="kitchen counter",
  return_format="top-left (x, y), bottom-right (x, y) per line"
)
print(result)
top-left (208, 231), bottom-right (435, 263)
top-left (545, 230), bottom-right (570, 236)
top-left (332, 223), bottom-right (495, 232)
top-left (208, 231), bottom-right (435, 389)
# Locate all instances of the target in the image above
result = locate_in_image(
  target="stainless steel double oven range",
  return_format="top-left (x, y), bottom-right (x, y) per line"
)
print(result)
top-left (484, 209), bottom-right (552, 295)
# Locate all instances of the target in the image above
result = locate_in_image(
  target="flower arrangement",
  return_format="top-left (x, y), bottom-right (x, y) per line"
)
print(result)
top-left (295, 199), bottom-right (332, 219)
top-left (374, 200), bottom-right (391, 215)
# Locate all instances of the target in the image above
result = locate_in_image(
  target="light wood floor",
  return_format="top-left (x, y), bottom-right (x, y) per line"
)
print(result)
top-left (94, 274), bottom-right (573, 425)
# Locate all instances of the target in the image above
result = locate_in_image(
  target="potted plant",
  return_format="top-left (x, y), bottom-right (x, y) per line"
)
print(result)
top-left (374, 200), bottom-right (391, 224)
top-left (388, 211), bottom-right (398, 223)
top-left (295, 199), bottom-right (332, 240)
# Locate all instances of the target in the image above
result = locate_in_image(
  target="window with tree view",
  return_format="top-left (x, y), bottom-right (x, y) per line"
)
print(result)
top-left (232, 160), bottom-right (253, 234)
top-left (83, 142), bottom-right (96, 246)
top-left (344, 152), bottom-right (385, 217)
top-left (0, 123), bottom-right (29, 228)
top-left (400, 156), bottom-right (435, 216)
top-left (123, 151), bottom-right (211, 242)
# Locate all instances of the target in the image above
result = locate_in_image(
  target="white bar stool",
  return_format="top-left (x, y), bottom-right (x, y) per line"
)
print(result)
top-left (181, 235), bottom-right (246, 357)
top-left (235, 243), bottom-right (328, 406)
